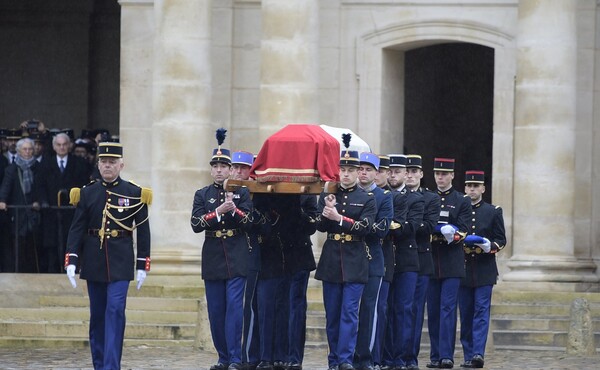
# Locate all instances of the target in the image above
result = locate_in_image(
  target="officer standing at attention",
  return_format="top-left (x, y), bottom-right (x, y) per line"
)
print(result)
top-left (458, 171), bottom-right (506, 369)
top-left (371, 155), bottom-right (396, 369)
top-left (191, 129), bottom-right (253, 370)
top-left (354, 153), bottom-right (393, 370)
top-left (427, 158), bottom-right (471, 369)
top-left (315, 134), bottom-right (377, 370)
top-left (387, 154), bottom-right (424, 370)
top-left (404, 155), bottom-right (440, 370)
top-left (231, 151), bottom-right (262, 370)
top-left (64, 141), bottom-right (152, 370)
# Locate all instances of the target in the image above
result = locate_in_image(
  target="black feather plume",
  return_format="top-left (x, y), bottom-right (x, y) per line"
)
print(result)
top-left (342, 133), bottom-right (352, 149)
top-left (216, 128), bottom-right (227, 146)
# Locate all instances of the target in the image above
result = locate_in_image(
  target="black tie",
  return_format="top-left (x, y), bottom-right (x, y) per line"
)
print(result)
top-left (60, 159), bottom-right (65, 173)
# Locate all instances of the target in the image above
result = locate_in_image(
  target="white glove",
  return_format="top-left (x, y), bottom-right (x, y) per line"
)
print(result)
top-left (66, 264), bottom-right (77, 288)
top-left (475, 237), bottom-right (492, 253)
top-left (136, 269), bottom-right (147, 290)
top-left (440, 224), bottom-right (457, 244)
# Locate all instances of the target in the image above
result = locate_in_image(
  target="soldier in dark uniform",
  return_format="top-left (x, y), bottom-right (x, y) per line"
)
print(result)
top-left (458, 171), bottom-right (506, 369)
top-left (260, 192), bottom-right (318, 370)
top-left (191, 129), bottom-right (253, 370)
top-left (371, 155), bottom-right (396, 369)
top-left (231, 151), bottom-right (262, 370)
top-left (315, 135), bottom-right (377, 370)
top-left (285, 194), bottom-right (319, 370)
top-left (427, 158), bottom-right (471, 369)
top-left (386, 154), bottom-right (424, 370)
top-left (354, 153), bottom-right (393, 370)
top-left (405, 155), bottom-right (440, 370)
top-left (64, 142), bottom-right (152, 370)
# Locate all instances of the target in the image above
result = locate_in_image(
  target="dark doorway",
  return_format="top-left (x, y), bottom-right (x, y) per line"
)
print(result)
top-left (0, 0), bottom-right (120, 137)
top-left (404, 43), bottom-right (494, 201)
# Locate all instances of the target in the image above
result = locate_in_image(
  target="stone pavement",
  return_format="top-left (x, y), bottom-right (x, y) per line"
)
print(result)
top-left (0, 346), bottom-right (597, 370)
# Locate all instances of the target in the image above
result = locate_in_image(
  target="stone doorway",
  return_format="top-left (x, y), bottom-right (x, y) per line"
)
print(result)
top-left (403, 43), bottom-right (495, 200)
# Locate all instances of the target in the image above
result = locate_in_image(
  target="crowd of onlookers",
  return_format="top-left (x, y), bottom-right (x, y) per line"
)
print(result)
top-left (0, 120), bottom-right (118, 273)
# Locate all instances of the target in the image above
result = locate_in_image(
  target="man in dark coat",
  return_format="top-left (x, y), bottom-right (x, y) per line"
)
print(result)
top-left (191, 131), bottom-right (253, 370)
top-left (458, 171), bottom-right (506, 369)
top-left (64, 141), bottom-right (151, 370)
top-left (36, 133), bottom-right (90, 273)
top-left (0, 137), bottom-right (42, 272)
top-left (315, 141), bottom-right (377, 370)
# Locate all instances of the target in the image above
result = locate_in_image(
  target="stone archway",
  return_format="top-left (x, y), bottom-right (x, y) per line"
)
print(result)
top-left (355, 20), bottom-right (515, 267)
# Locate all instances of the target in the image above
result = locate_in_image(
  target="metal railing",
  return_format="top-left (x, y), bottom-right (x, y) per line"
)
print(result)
top-left (1, 190), bottom-right (75, 273)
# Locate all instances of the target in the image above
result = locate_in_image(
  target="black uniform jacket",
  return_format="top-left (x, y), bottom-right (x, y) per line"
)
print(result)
top-left (258, 194), bottom-right (319, 279)
top-left (390, 186), bottom-right (424, 273)
top-left (462, 201), bottom-right (506, 287)
top-left (415, 187), bottom-right (440, 276)
top-left (65, 177), bottom-right (151, 282)
top-left (315, 184), bottom-right (376, 284)
top-left (431, 187), bottom-right (471, 279)
top-left (191, 182), bottom-right (252, 280)
top-left (364, 186), bottom-right (393, 278)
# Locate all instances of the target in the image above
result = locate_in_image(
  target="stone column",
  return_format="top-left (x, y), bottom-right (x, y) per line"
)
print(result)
top-left (258, 0), bottom-right (319, 142)
top-left (119, 0), bottom-right (154, 187)
top-left (150, 0), bottom-right (213, 274)
top-left (504, 0), bottom-right (597, 289)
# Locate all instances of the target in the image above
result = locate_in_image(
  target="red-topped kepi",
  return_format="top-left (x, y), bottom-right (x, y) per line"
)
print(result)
top-left (465, 170), bottom-right (485, 184)
top-left (433, 157), bottom-right (455, 172)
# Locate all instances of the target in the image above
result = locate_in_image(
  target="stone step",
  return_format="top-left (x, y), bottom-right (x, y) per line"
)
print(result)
top-left (0, 321), bottom-right (195, 340)
top-left (493, 316), bottom-right (600, 331)
top-left (0, 307), bottom-right (197, 324)
top-left (39, 295), bottom-right (199, 312)
top-left (0, 337), bottom-right (195, 348)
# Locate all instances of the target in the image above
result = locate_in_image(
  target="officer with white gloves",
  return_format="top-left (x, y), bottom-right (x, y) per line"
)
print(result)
top-left (459, 171), bottom-right (506, 369)
top-left (64, 142), bottom-right (151, 370)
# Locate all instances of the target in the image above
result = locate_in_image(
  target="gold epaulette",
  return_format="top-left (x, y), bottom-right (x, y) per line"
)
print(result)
top-left (128, 180), bottom-right (152, 205)
top-left (141, 187), bottom-right (153, 205)
top-left (69, 188), bottom-right (81, 206)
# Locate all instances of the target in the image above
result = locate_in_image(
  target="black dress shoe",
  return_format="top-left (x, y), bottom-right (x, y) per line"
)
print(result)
top-left (425, 361), bottom-right (440, 369)
top-left (228, 364), bottom-right (243, 370)
top-left (245, 363), bottom-right (258, 370)
top-left (210, 363), bottom-right (228, 370)
top-left (327, 367), bottom-right (338, 370)
top-left (273, 361), bottom-right (286, 370)
top-left (439, 359), bottom-right (453, 369)
top-left (287, 363), bottom-right (302, 370)
top-left (379, 365), bottom-right (393, 370)
top-left (470, 355), bottom-right (484, 369)
top-left (406, 364), bottom-right (420, 370)
top-left (339, 364), bottom-right (356, 370)
top-left (459, 361), bottom-right (472, 368)
top-left (357, 365), bottom-right (375, 370)
top-left (256, 361), bottom-right (273, 370)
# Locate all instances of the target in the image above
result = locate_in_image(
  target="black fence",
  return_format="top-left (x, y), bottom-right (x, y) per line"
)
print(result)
top-left (1, 204), bottom-right (75, 273)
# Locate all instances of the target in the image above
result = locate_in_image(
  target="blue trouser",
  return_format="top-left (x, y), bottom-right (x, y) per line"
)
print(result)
top-left (409, 274), bottom-right (430, 366)
top-left (205, 277), bottom-right (246, 365)
top-left (382, 282), bottom-right (395, 366)
top-left (427, 277), bottom-right (460, 362)
top-left (257, 276), bottom-right (285, 362)
top-left (355, 276), bottom-right (383, 367)
top-left (372, 280), bottom-right (390, 366)
top-left (87, 280), bottom-right (129, 370)
top-left (391, 272), bottom-right (418, 367)
top-left (274, 276), bottom-right (290, 362)
top-left (459, 284), bottom-right (493, 362)
top-left (323, 281), bottom-right (365, 368)
top-left (242, 270), bottom-right (260, 365)
top-left (287, 270), bottom-right (310, 364)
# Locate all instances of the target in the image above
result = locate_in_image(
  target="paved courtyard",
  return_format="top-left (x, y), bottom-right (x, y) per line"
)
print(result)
top-left (0, 346), bottom-right (597, 370)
